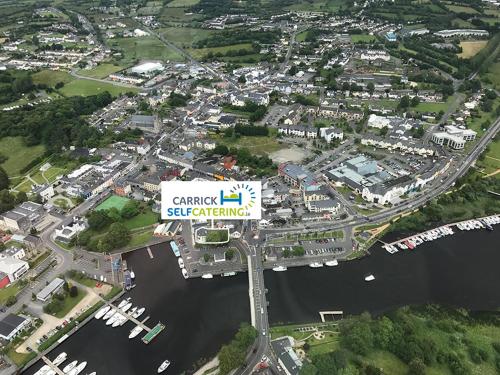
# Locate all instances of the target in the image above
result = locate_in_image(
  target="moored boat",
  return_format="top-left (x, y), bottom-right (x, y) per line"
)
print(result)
top-left (272, 266), bottom-right (287, 271)
top-left (364, 274), bottom-right (375, 282)
top-left (63, 360), bottom-right (78, 374)
top-left (158, 360), bottom-right (171, 373)
top-left (94, 306), bottom-right (110, 320)
top-left (325, 260), bottom-right (339, 266)
top-left (201, 273), bottom-right (213, 279)
top-left (129, 325), bottom-right (144, 339)
top-left (53, 352), bottom-right (67, 366)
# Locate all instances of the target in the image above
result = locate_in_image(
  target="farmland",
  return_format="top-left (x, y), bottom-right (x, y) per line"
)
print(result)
top-left (59, 79), bottom-right (137, 97)
top-left (0, 137), bottom-right (45, 177)
top-left (108, 36), bottom-right (185, 65)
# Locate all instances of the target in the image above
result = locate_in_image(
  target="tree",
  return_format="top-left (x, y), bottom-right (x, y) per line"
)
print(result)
top-left (408, 358), bottom-right (426, 375)
top-left (238, 75), bottom-right (246, 84)
top-left (0, 167), bottom-right (9, 190)
top-left (300, 363), bottom-right (319, 375)
top-left (69, 285), bottom-right (78, 298)
top-left (6, 295), bottom-right (17, 307)
top-left (225, 249), bottom-right (235, 260)
top-left (367, 82), bottom-right (375, 95)
top-left (398, 95), bottom-right (410, 109)
top-left (121, 200), bottom-right (140, 219)
top-left (410, 96), bottom-right (420, 107)
top-left (289, 65), bottom-right (298, 76)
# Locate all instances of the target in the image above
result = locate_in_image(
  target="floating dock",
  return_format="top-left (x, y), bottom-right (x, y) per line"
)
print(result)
top-left (142, 322), bottom-right (165, 344)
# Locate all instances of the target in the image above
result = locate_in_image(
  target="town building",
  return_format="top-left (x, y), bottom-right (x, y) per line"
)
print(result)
top-left (271, 337), bottom-right (303, 375)
top-left (0, 202), bottom-right (45, 232)
top-left (319, 127), bottom-right (344, 142)
top-left (36, 277), bottom-right (65, 302)
top-left (0, 255), bottom-right (29, 283)
top-left (0, 314), bottom-right (31, 342)
top-left (431, 125), bottom-right (477, 150)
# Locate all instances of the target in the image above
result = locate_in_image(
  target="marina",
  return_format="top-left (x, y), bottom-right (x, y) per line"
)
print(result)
top-left (382, 214), bottom-right (500, 254)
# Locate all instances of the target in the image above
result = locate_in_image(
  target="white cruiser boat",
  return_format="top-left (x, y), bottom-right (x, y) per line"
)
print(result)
top-left (66, 362), bottom-right (84, 375)
top-left (63, 360), bottom-right (78, 373)
top-left (272, 266), bottom-right (287, 272)
top-left (53, 352), bottom-right (67, 366)
top-left (365, 274), bottom-right (375, 282)
top-left (112, 314), bottom-right (127, 327)
top-left (128, 306), bottom-right (138, 316)
top-left (178, 258), bottom-right (185, 269)
top-left (35, 365), bottom-right (50, 375)
top-left (121, 302), bottom-right (132, 313)
top-left (130, 269), bottom-right (135, 279)
top-left (94, 306), bottom-right (110, 320)
top-left (68, 361), bottom-right (87, 375)
top-left (88, 373), bottom-right (97, 375)
top-left (201, 273), bottom-right (213, 279)
top-left (132, 307), bottom-right (145, 319)
top-left (117, 298), bottom-right (130, 309)
top-left (103, 308), bottom-right (116, 321)
top-left (325, 260), bottom-right (339, 267)
top-left (158, 360), bottom-right (171, 373)
top-left (309, 262), bottom-right (323, 268)
top-left (129, 325), bottom-right (144, 339)
top-left (106, 313), bottom-right (120, 326)
top-left (182, 268), bottom-right (189, 279)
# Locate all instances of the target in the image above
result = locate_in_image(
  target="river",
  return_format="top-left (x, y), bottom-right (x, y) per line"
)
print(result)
top-left (23, 229), bottom-right (500, 374)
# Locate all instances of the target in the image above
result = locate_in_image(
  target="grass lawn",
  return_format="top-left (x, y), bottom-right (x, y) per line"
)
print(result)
top-left (452, 17), bottom-right (474, 28)
top-left (110, 36), bottom-right (184, 65)
top-left (414, 96), bottom-right (453, 113)
top-left (0, 137), bottom-right (45, 177)
top-left (59, 79), bottom-right (137, 97)
top-left (446, 4), bottom-right (479, 14)
top-left (351, 34), bottom-right (377, 43)
top-left (167, 0), bottom-right (200, 6)
top-left (96, 195), bottom-right (131, 211)
top-left (53, 288), bottom-right (87, 318)
top-left (216, 135), bottom-right (285, 156)
top-left (123, 210), bottom-right (159, 230)
top-left (0, 282), bottom-right (23, 304)
top-left (6, 349), bottom-right (36, 367)
top-left (365, 351), bottom-right (408, 374)
top-left (28, 251), bottom-right (51, 269)
top-left (128, 228), bottom-right (154, 248)
top-left (482, 61), bottom-right (500, 90)
top-left (159, 7), bottom-right (201, 23)
top-left (78, 63), bottom-right (125, 79)
top-left (32, 70), bottom-right (73, 87)
top-left (160, 26), bottom-right (214, 47)
top-left (458, 40), bottom-right (488, 58)
top-left (188, 43), bottom-right (253, 60)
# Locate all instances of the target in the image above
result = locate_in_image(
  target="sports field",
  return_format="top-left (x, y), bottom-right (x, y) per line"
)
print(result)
top-left (96, 195), bottom-right (131, 211)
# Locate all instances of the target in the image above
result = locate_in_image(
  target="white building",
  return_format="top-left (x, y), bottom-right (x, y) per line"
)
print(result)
top-left (0, 256), bottom-right (29, 283)
top-left (360, 50), bottom-right (390, 61)
top-left (435, 29), bottom-right (489, 38)
top-left (431, 125), bottom-right (477, 150)
top-left (0, 314), bottom-right (31, 341)
top-left (319, 127), bottom-right (344, 142)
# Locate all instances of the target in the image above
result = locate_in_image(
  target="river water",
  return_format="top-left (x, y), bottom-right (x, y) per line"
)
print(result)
top-left (23, 229), bottom-right (500, 374)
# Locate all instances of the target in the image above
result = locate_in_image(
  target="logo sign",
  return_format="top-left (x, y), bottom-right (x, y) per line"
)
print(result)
top-left (161, 181), bottom-right (262, 220)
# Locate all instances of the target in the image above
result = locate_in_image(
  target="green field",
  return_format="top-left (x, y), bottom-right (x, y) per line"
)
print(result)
top-left (216, 135), bottom-right (285, 155)
top-left (188, 43), bottom-right (253, 59)
top-left (446, 4), bottom-right (479, 14)
top-left (0, 282), bottom-right (24, 304)
top-left (78, 63), bottom-right (125, 79)
top-left (0, 137), bottom-right (45, 177)
top-left (285, 0), bottom-right (344, 11)
top-left (482, 61), bottom-right (500, 90)
top-left (128, 228), bottom-right (154, 248)
top-left (351, 34), bottom-right (377, 43)
top-left (32, 70), bottom-right (73, 87)
top-left (167, 0), bottom-right (200, 6)
top-left (160, 27), bottom-right (214, 47)
top-left (53, 289), bottom-right (87, 318)
top-left (110, 36), bottom-right (184, 64)
top-left (96, 195), bottom-right (131, 211)
top-left (59, 79), bottom-right (137, 97)
top-left (123, 210), bottom-right (159, 230)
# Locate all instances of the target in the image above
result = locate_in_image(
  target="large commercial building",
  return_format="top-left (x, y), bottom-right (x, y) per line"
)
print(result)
top-left (431, 125), bottom-right (477, 150)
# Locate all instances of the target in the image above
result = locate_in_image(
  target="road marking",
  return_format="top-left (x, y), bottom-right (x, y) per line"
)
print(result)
top-left (147, 247), bottom-right (154, 259)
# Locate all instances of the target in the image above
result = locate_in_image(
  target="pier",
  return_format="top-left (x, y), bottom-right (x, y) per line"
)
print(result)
top-left (41, 355), bottom-right (65, 375)
top-left (142, 322), bottom-right (165, 344)
top-left (319, 311), bottom-right (343, 322)
top-left (101, 299), bottom-right (153, 332)
top-left (383, 214), bottom-right (500, 254)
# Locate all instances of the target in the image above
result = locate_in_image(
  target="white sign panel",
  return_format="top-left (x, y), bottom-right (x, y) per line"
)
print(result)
top-left (161, 181), bottom-right (262, 220)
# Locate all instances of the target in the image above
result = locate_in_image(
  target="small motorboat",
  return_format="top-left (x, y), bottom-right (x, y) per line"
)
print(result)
top-left (158, 360), bottom-right (171, 373)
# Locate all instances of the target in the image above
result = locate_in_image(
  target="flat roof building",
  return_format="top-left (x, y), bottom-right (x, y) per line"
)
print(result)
top-left (36, 277), bottom-right (65, 302)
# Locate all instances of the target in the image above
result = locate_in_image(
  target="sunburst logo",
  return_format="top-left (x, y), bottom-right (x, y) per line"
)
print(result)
top-left (220, 183), bottom-right (257, 214)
